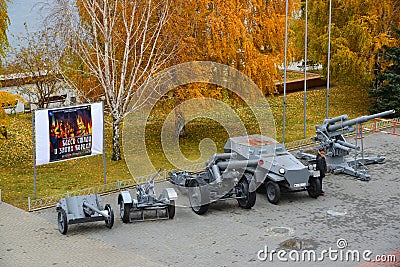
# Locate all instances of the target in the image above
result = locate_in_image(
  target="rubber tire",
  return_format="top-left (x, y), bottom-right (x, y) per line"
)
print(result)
top-left (307, 178), bottom-right (321, 198)
top-left (104, 204), bottom-right (114, 228)
top-left (120, 201), bottom-right (131, 223)
top-left (168, 200), bottom-right (175, 219)
top-left (237, 177), bottom-right (256, 209)
top-left (188, 180), bottom-right (209, 215)
top-left (58, 209), bottom-right (68, 235)
top-left (265, 181), bottom-right (281, 205)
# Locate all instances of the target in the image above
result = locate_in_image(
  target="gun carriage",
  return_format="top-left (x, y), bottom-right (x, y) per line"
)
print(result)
top-left (297, 110), bottom-right (395, 181)
top-left (56, 194), bottom-right (114, 235)
top-left (170, 135), bottom-right (320, 212)
top-left (118, 170), bottom-right (177, 222)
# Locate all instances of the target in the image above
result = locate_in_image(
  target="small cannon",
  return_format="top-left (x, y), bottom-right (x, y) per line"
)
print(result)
top-left (298, 110), bottom-right (395, 180)
top-left (118, 170), bottom-right (178, 223)
top-left (56, 194), bottom-right (114, 235)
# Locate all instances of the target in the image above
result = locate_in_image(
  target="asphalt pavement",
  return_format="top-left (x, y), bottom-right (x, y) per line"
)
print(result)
top-left (1, 132), bottom-right (399, 267)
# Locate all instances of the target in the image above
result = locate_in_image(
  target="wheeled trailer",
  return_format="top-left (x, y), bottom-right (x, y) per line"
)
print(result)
top-left (56, 194), bottom-right (114, 234)
top-left (118, 171), bottom-right (178, 223)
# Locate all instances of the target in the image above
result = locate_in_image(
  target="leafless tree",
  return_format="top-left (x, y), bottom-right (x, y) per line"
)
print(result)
top-left (7, 24), bottom-right (65, 109)
top-left (46, 0), bottom-right (175, 160)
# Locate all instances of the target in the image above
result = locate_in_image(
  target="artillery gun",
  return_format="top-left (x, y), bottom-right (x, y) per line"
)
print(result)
top-left (297, 110), bottom-right (395, 181)
top-left (169, 153), bottom-right (258, 214)
top-left (118, 170), bottom-right (178, 222)
top-left (56, 194), bottom-right (114, 235)
top-left (169, 135), bottom-right (320, 213)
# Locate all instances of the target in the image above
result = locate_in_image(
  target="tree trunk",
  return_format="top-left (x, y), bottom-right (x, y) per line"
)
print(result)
top-left (175, 108), bottom-right (186, 138)
top-left (111, 118), bottom-right (122, 161)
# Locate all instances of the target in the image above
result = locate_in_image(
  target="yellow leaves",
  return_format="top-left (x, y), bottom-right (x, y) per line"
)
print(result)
top-left (302, 0), bottom-right (400, 89)
top-left (0, 0), bottom-right (10, 58)
top-left (167, 0), bottom-right (293, 94)
top-left (0, 91), bottom-right (21, 107)
top-left (0, 92), bottom-right (27, 126)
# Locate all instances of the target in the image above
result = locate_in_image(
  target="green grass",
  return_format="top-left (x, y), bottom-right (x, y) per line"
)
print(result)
top-left (0, 85), bottom-right (370, 209)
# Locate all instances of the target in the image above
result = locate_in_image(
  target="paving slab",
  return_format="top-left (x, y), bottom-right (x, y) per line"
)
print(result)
top-left (2, 132), bottom-right (399, 266)
top-left (0, 202), bottom-right (162, 267)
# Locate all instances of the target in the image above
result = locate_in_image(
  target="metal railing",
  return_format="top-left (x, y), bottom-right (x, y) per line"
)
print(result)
top-left (372, 118), bottom-right (400, 136)
top-left (285, 138), bottom-right (316, 151)
top-left (26, 119), bottom-right (398, 211)
top-left (27, 162), bottom-right (206, 211)
top-left (284, 120), bottom-right (396, 151)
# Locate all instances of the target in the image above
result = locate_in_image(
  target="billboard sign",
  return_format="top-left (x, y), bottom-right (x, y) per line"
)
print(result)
top-left (35, 102), bottom-right (103, 165)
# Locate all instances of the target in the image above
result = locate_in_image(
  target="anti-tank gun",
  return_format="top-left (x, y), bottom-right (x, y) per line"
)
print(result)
top-left (169, 152), bottom-right (259, 214)
top-left (298, 110), bottom-right (395, 181)
top-left (169, 135), bottom-right (321, 213)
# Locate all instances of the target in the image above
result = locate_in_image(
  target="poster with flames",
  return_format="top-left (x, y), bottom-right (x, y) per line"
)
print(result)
top-left (49, 105), bottom-right (92, 161)
top-left (35, 103), bottom-right (103, 165)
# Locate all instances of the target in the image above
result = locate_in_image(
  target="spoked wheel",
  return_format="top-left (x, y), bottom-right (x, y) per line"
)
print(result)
top-left (120, 201), bottom-right (131, 223)
top-left (58, 209), bottom-right (68, 235)
top-left (104, 204), bottom-right (114, 229)
top-left (265, 181), bottom-right (281, 205)
top-left (167, 200), bottom-right (175, 219)
top-left (237, 176), bottom-right (256, 209)
top-left (188, 180), bottom-right (209, 215)
top-left (307, 177), bottom-right (321, 198)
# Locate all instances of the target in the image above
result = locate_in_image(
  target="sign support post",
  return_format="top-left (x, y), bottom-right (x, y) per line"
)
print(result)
top-left (102, 102), bottom-right (106, 184)
top-left (32, 111), bottom-right (37, 199)
top-left (32, 102), bottom-right (105, 198)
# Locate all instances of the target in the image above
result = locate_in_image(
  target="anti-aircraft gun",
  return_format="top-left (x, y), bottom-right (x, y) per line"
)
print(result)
top-left (298, 110), bottom-right (395, 181)
top-left (118, 170), bottom-right (178, 222)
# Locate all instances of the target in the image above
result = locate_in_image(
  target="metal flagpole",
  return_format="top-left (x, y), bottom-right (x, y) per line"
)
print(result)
top-left (282, 0), bottom-right (289, 144)
top-left (303, 0), bottom-right (308, 138)
top-left (326, 0), bottom-right (332, 119)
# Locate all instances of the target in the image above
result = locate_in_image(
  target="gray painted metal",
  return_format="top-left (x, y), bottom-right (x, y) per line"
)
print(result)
top-left (223, 135), bottom-right (315, 193)
top-left (326, 110), bottom-right (395, 132)
top-left (26, 119), bottom-right (399, 212)
top-left (56, 193), bottom-right (114, 234)
top-left (117, 170), bottom-right (177, 222)
top-left (297, 110), bottom-right (395, 181)
top-left (169, 134), bottom-right (318, 209)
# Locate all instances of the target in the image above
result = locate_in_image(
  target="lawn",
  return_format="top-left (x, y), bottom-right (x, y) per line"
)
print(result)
top-left (0, 85), bottom-right (370, 209)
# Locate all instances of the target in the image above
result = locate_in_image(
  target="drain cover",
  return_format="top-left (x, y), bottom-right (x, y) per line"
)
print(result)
top-left (279, 238), bottom-right (318, 251)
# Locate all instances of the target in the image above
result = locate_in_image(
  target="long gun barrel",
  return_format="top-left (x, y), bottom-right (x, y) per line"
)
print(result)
top-left (216, 159), bottom-right (260, 170)
top-left (326, 110), bottom-right (395, 132)
top-left (83, 201), bottom-right (110, 218)
top-left (142, 168), bottom-right (162, 193)
top-left (324, 114), bottom-right (348, 125)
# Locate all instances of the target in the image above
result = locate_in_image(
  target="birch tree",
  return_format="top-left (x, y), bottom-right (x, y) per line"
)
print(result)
top-left (48, 0), bottom-right (173, 161)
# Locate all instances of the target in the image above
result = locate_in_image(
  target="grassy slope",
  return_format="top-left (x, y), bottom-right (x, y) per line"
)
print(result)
top-left (0, 85), bottom-right (369, 208)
